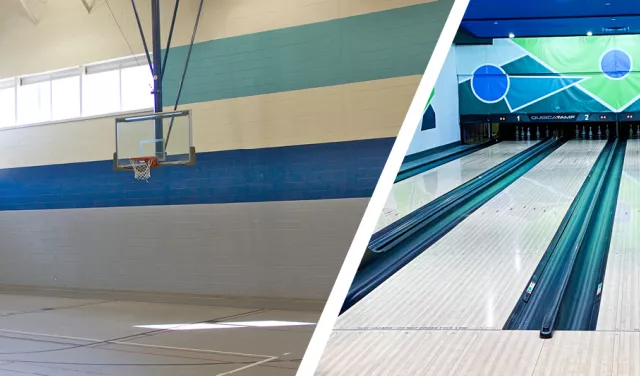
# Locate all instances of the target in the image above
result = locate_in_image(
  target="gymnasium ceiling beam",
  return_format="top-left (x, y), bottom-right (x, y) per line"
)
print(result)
top-left (80, 0), bottom-right (93, 13)
top-left (18, 0), bottom-right (38, 25)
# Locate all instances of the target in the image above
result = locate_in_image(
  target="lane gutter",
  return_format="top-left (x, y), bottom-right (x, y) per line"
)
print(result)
top-left (502, 139), bottom-right (626, 338)
top-left (343, 137), bottom-right (564, 314)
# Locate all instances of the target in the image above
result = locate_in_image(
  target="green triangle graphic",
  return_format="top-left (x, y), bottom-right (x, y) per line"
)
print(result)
top-left (425, 88), bottom-right (435, 112)
top-left (513, 36), bottom-right (640, 112)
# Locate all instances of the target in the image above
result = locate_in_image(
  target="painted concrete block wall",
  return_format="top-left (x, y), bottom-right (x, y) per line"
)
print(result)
top-left (0, 138), bottom-right (394, 211)
top-left (0, 0), bottom-right (453, 300)
top-left (187, 76), bottom-right (422, 152)
top-left (405, 46), bottom-right (461, 156)
top-left (0, 199), bottom-right (369, 299)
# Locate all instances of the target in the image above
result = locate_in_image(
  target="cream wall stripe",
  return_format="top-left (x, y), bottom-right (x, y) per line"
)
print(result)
top-left (0, 76), bottom-right (419, 169)
top-left (188, 75), bottom-right (420, 152)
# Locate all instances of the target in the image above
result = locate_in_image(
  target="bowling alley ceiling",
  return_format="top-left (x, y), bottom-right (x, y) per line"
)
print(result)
top-left (461, 0), bottom-right (640, 38)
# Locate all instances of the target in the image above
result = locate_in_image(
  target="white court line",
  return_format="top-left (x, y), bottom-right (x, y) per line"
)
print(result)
top-left (217, 356), bottom-right (279, 376)
top-left (295, 0), bottom-right (471, 374)
top-left (106, 342), bottom-right (272, 359)
top-left (0, 328), bottom-right (286, 374)
top-left (0, 328), bottom-right (273, 359)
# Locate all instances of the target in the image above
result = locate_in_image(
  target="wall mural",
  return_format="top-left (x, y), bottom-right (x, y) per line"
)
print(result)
top-left (456, 36), bottom-right (640, 115)
top-left (406, 46), bottom-right (460, 157)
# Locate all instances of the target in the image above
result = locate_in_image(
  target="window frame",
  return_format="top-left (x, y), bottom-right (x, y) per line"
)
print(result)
top-left (0, 53), bottom-right (153, 129)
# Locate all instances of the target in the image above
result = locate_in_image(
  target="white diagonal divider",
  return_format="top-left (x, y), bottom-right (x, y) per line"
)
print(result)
top-left (295, 0), bottom-right (472, 374)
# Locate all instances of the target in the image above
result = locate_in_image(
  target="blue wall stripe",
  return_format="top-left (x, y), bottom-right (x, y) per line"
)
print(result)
top-left (161, 1), bottom-right (452, 105)
top-left (0, 138), bottom-right (394, 211)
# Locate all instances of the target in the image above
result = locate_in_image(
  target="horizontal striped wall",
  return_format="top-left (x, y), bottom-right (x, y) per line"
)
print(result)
top-left (0, 2), bottom-right (452, 172)
top-left (0, 1), bottom-right (450, 300)
top-left (162, 1), bottom-right (452, 105)
top-left (0, 2), bottom-right (454, 209)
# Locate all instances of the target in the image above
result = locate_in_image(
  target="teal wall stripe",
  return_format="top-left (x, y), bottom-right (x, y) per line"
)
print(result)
top-left (162, 1), bottom-right (453, 106)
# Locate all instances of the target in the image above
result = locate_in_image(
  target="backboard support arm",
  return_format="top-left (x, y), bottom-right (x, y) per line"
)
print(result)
top-left (161, 0), bottom-right (180, 82)
top-left (130, 0), bottom-right (154, 77)
top-left (164, 0), bottom-right (204, 152)
top-left (150, 0), bottom-right (164, 158)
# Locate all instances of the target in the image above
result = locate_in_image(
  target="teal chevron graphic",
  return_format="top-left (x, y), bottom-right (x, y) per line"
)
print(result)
top-left (514, 36), bottom-right (640, 112)
top-left (506, 76), bottom-right (585, 111)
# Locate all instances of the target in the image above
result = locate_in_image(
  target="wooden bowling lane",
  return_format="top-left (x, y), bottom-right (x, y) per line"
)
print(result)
top-left (376, 141), bottom-right (534, 231)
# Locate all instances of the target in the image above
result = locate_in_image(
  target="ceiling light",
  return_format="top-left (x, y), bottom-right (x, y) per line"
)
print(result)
top-left (509, 33), bottom-right (515, 38)
top-left (587, 31), bottom-right (593, 36)
top-left (494, 21), bottom-right (499, 25)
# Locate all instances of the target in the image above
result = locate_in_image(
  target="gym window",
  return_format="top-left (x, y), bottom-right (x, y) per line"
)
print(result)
top-left (0, 54), bottom-right (153, 128)
top-left (0, 79), bottom-right (16, 127)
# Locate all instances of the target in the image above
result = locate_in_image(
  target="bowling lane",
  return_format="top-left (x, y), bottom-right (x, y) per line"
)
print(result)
top-left (338, 140), bottom-right (606, 330)
top-left (598, 138), bottom-right (640, 331)
top-left (375, 141), bottom-right (534, 231)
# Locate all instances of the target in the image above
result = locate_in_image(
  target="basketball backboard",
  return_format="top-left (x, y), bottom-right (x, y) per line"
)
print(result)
top-left (114, 110), bottom-right (195, 172)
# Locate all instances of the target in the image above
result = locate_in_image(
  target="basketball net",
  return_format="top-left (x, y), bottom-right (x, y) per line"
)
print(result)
top-left (130, 157), bottom-right (157, 182)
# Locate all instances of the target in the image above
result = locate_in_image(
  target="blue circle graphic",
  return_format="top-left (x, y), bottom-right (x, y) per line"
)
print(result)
top-left (471, 65), bottom-right (509, 103)
top-left (600, 49), bottom-right (631, 79)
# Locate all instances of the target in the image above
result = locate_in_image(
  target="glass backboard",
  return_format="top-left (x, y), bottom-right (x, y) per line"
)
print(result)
top-left (114, 110), bottom-right (195, 170)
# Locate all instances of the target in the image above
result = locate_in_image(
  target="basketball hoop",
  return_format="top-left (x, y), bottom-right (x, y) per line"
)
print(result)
top-left (129, 156), bottom-right (157, 181)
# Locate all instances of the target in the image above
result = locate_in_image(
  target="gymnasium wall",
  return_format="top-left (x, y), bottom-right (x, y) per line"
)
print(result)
top-left (0, 0), bottom-right (453, 300)
top-left (456, 35), bottom-right (640, 115)
top-left (405, 46), bottom-right (460, 157)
